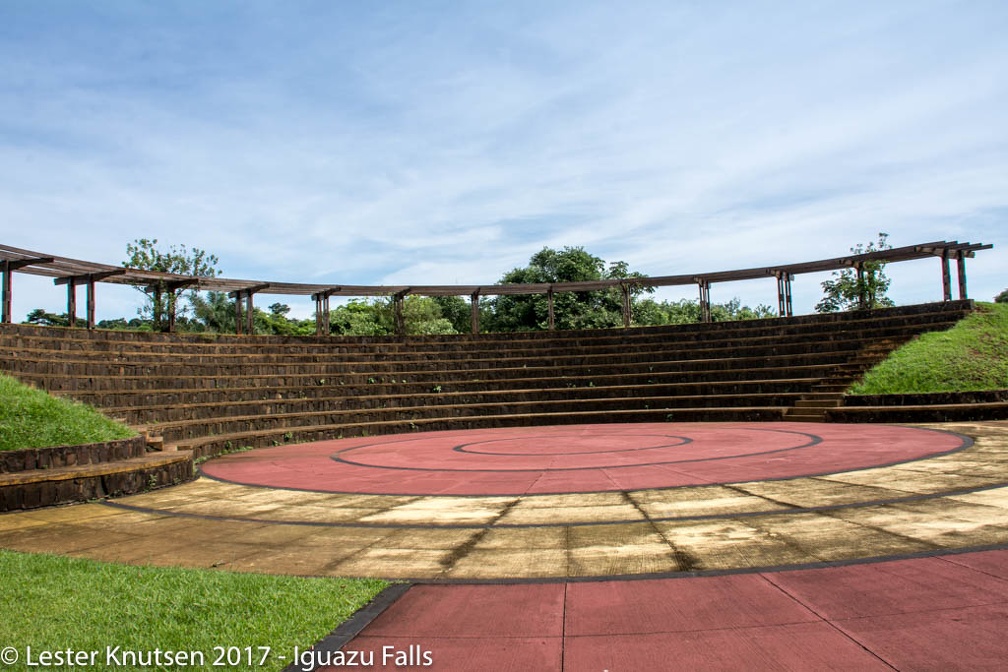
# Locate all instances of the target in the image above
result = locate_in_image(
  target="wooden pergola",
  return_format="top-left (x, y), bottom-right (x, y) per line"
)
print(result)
top-left (0, 240), bottom-right (992, 335)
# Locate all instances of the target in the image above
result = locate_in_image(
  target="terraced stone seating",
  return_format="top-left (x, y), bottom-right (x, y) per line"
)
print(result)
top-left (0, 301), bottom-right (976, 510)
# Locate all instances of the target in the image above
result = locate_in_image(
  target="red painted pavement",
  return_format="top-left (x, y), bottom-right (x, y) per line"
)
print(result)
top-left (203, 422), bottom-right (966, 495)
top-left (321, 549), bottom-right (1008, 671)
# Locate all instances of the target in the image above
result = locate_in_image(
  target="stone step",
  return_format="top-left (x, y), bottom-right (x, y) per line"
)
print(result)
top-left (108, 385), bottom-right (819, 424)
top-left (174, 406), bottom-right (789, 458)
top-left (149, 393), bottom-right (807, 443)
top-left (0, 451), bottom-right (194, 511)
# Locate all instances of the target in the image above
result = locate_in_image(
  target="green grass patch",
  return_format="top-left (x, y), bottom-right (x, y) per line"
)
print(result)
top-left (851, 302), bottom-right (1008, 394)
top-left (0, 374), bottom-right (135, 450)
top-left (0, 550), bottom-right (388, 671)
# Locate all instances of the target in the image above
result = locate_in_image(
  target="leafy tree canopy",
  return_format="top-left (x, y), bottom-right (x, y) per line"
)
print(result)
top-left (815, 233), bottom-right (895, 313)
top-left (486, 246), bottom-right (652, 332)
top-left (123, 238), bottom-right (221, 332)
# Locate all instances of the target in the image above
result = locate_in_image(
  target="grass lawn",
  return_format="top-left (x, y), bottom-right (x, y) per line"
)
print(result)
top-left (851, 302), bottom-right (1008, 394)
top-left (0, 375), bottom-right (389, 669)
top-left (0, 374), bottom-right (135, 450)
top-left (0, 550), bottom-right (388, 671)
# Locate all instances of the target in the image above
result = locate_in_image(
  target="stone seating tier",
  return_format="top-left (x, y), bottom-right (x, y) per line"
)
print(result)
top-left (0, 300), bottom-right (977, 502)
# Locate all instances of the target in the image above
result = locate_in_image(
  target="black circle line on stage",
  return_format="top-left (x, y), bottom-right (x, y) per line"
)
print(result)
top-left (328, 427), bottom-right (821, 472)
top-left (452, 433), bottom-right (693, 457)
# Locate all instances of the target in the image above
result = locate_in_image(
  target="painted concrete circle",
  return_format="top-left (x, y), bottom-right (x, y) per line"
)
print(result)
top-left (200, 422), bottom-right (968, 496)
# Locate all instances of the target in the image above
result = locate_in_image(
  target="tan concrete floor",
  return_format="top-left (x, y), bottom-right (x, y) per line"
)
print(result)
top-left (1, 421), bottom-right (1006, 581)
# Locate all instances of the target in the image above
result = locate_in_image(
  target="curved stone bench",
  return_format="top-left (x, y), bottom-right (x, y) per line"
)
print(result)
top-left (0, 436), bottom-right (193, 511)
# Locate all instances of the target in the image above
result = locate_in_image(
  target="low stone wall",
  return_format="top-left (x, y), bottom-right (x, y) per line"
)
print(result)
top-left (0, 453), bottom-right (193, 511)
top-left (0, 435), bottom-right (146, 473)
top-left (829, 390), bottom-right (1008, 423)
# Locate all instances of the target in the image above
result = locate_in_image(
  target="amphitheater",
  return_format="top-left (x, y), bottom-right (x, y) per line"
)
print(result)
top-left (2, 241), bottom-right (1007, 670)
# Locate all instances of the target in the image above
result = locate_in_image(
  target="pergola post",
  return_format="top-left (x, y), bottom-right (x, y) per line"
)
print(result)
top-left (233, 291), bottom-right (243, 335)
top-left (956, 251), bottom-right (969, 300)
top-left (55, 270), bottom-right (124, 330)
top-left (697, 279), bottom-right (711, 323)
top-left (229, 284), bottom-right (270, 335)
top-left (470, 290), bottom-right (481, 335)
top-left (313, 293), bottom-right (330, 336)
top-left (620, 283), bottom-right (632, 328)
top-left (245, 292), bottom-right (254, 334)
top-left (855, 264), bottom-right (867, 310)
top-left (393, 291), bottom-right (408, 336)
top-left (67, 282), bottom-right (77, 327)
top-left (2, 257), bottom-right (53, 324)
top-left (1, 262), bottom-right (9, 324)
top-left (312, 288), bottom-right (339, 336)
top-left (86, 277), bottom-right (97, 329)
top-left (941, 250), bottom-right (953, 301)
top-left (547, 287), bottom-right (555, 330)
top-left (775, 272), bottom-right (793, 317)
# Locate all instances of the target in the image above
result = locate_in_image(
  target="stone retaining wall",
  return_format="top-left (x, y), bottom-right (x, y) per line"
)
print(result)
top-left (829, 390), bottom-right (1008, 422)
top-left (0, 435), bottom-right (146, 473)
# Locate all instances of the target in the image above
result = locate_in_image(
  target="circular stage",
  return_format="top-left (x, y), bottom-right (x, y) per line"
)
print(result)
top-left (200, 422), bottom-right (969, 496)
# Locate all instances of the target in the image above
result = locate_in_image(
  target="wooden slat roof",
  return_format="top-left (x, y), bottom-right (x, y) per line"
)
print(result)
top-left (0, 240), bottom-right (992, 300)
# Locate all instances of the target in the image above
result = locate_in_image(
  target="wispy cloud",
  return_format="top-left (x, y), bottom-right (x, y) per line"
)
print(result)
top-left (1, 1), bottom-right (1005, 321)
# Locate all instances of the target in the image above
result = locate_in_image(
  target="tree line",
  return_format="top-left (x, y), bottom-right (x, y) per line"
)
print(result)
top-left (24, 236), bottom-right (916, 336)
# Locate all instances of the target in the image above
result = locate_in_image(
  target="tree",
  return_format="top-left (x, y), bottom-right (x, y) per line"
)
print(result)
top-left (123, 238), bottom-right (221, 332)
top-left (634, 297), bottom-right (775, 326)
top-left (432, 296), bottom-right (471, 334)
top-left (190, 291), bottom-right (236, 333)
top-left (996, 289), bottom-right (1008, 304)
top-left (815, 233), bottom-right (894, 313)
top-left (485, 246), bottom-right (652, 332)
top-left (326, 297), bottom-right (457, 336)
top-left (23, 308), bottom-right (85, 328)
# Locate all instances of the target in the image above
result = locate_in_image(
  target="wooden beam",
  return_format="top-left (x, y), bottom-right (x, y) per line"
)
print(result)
top-left (470, 290), bottom-right (481, 335)
top-left (1, 257), bottom-right (54, 324)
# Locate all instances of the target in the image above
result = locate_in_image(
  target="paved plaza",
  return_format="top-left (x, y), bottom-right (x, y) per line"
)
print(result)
top-left (2, 421), bottom-right (1007, 669)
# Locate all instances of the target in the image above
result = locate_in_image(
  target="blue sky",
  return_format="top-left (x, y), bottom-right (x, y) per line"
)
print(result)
top-left (1, 0), bottom-right (1005, 321)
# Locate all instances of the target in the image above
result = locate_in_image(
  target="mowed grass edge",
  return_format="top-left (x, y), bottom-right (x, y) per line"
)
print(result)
top-left (850, 302), bottom-right (1008, 394)
top-left (0, 550), bottom-right (388, 671)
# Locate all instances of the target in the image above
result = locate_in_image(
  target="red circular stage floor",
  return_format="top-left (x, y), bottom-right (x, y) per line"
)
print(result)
top-left (200, 422), bottom-right (968, 496)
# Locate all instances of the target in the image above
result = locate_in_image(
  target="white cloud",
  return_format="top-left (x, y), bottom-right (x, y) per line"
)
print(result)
top-left (1, 1), bottom-right (1005, 321)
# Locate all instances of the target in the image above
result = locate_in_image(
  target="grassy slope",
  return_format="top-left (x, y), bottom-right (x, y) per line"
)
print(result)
top-left (0, 373), bottom-right (135, 450)
top-left (851, 302), bottom-right (1008, 394)
top-left (0, 374), bottom-right (388, 670)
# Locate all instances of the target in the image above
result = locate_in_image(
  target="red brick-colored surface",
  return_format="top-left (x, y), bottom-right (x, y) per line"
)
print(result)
top-left (203, 422), bottom-right (965, 495)
top-left (331, 550), bottom-right (1008, 671)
